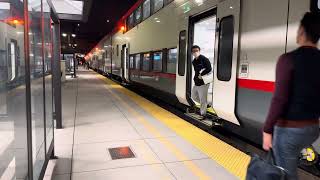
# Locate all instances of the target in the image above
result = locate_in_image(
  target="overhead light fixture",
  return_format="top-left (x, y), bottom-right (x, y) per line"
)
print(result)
top-left (62, 33), bottom-right (67, 37)
top-left (107, 19), bottom-right (110, 23)
top-left (77, 24), bottom-right (80, 27)
top-left (156, 20), bottom-right (160, 23)
top-left (74, 44), bottom-right (77, 47)
top-left (71, 34), bottom-right (76, 37)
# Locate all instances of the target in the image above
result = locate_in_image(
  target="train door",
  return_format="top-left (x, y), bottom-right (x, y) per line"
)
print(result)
top-left (212, 0), bottom-right (241, 125)
top-left (121, 44), bottom-right (128, 81)
top-left (189, 9), bottom-right (216, 110)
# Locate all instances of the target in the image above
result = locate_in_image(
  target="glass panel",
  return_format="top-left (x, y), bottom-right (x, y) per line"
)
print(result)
top-left (143, 0), bottom-right (151, 20)
top-left (135, 6), bottom-right (142, 24)
top-left (143, 53), bottom-right (150, 71)
top-left (28, 0), bottom-right (46, 178)
top-left (217, 16), bottom-right (234, 81)
top-left (164, 0), bottom-right (174, 5)
top-left (128, 13), bottom-right (134, 29)
top-left (130, 56), bottom-right (134, 69)
top-left (153, 0), bottom-right (164, 13)
top-left (135, 54), bottom-right (140, 70)
top-left (153, 52), bottom-right (162, 72)
top-left (65, 54), bottom-right (74, 74)
top-left (167, 48), bottom-right (177, 74)
top-left (43, 0), bottom-right (53, 153)
top-left (0, 1), bottom-right (28, 179)
top-left (178, 30), bottom-right (186, 76)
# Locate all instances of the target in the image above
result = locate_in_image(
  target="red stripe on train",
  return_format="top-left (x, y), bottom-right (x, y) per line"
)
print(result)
top-left (237, 79), bottom-right (275, 93)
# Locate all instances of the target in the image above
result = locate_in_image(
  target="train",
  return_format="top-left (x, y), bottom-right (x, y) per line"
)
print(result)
top-left (86, 0), bottom-right (320, 169)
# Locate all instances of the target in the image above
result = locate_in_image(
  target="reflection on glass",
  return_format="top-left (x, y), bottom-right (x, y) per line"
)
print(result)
top-left (43, 0), bottom-right (54, 154)
top-left (143, 53), bottom-right (150, 71)
top-left (153, 52), bottom-right (162, 71)
top-left (167, 48), bottom-right (177, 74)
top-left (130, 56), bottom-right (134, 69)
top-left (28, 0), bottom-right (46, 178)
top-left (0, 0), bottom-right (28, 179)
top-left (143, 0), bottom-right (151, 20)
top-left (135, 54), bottom-right (140, 70)
top-left (135, 6), bottom-right (142, 23)
top-left (153, 0), bottom-right (164, 13)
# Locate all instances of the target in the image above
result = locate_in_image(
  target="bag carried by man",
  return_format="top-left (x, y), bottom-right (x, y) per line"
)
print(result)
top-left (246, 150), bottom-right (287, 180)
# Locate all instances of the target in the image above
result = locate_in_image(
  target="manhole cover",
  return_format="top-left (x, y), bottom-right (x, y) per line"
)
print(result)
top-left (108, 146), bottom-right (135, 160)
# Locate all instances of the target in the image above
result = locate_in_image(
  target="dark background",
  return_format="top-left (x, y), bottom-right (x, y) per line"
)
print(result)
top-left (61, 0), bottom-right (138, 54)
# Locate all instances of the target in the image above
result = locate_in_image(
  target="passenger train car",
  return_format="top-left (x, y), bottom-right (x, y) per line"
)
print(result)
top-left (87, 0), bottom-right (320, 167)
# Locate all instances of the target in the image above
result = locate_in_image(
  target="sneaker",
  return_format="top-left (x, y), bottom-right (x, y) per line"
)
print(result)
top-left (199, 115), bottom-right (206, 120)
top-left (187, 106), bottom-right (197, 114)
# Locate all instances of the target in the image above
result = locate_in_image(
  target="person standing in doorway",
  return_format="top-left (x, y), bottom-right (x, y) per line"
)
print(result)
top-left (263, 12), bottom-right (320, 180)
top-left (191, 45), bottom-right (212, 120)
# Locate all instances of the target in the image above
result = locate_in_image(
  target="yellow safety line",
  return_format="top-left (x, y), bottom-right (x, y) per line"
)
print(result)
top-left (98, 74), bottom-right (250, 180)
top-left (102, 79), bottom-right (211, 180)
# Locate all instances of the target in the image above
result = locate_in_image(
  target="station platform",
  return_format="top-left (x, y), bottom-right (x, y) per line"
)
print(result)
top-left (44, 68), bottom-right (251, 180)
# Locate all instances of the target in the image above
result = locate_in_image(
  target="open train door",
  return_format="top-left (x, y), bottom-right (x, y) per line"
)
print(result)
top-left (212, 0), bottom-right (241, 125)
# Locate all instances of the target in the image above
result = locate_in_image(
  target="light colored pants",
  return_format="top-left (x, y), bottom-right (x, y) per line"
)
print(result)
top-left (191, 84), bottom-right (209, 116)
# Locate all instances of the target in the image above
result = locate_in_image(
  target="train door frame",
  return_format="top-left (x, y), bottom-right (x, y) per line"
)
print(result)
top-left (121, 44), bottom-right (129, 81)
top-left (186, 8), bottom-right (217, 109)
top-left (212, 0), bottom-right (241, 125)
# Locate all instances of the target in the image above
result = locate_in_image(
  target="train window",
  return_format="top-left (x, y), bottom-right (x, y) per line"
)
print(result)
top-left (128, 13), bottom-right (134, 29)
top-left (143, 53), bottom-right (150, 71)
top-left (117, 45), bottom-right (119, 57)
top-left (167, 48), bottom-right (177, 74)
top-left (143, 0), bottom-right (151, 20)
top-left (178, 30), bottom-right (187, 76)
top-left (153, 0), bottom-right (164, 14)
top-left (130, 56), bottom-right (135, 69)
top-left (164, 0), bottom-right (174, 5)
top-left (153, 52), bottom-right (163, 72)
top-left (135, 54), bottom-right (141, 70)
top-left (135, 6), bottom-right (142, 24)
top-left (217, 16), bottom-right (234, 81)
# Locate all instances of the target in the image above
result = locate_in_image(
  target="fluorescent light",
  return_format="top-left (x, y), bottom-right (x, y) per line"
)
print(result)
top-left (62, 33), bottom-right (67, 37)
top-left (71, 34), bottom-right (76, 37)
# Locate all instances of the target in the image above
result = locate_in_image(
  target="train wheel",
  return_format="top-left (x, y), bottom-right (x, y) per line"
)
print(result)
top-left (300, 146), bottom-right (319, 166)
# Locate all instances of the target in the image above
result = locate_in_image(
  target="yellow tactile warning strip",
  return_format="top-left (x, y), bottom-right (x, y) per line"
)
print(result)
top-left (98, 74), bottom-right (251, 180)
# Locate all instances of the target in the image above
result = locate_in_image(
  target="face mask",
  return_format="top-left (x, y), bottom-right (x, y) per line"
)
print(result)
top-left (193, 52), bottom-right (200, 58)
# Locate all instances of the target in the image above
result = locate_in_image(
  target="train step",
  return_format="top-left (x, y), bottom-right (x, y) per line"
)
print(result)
top-left (185, 113), bottom-right (222, 127)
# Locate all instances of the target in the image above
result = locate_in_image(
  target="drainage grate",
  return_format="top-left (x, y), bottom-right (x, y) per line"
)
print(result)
top-left (108, 146), bottom-right (135, 160)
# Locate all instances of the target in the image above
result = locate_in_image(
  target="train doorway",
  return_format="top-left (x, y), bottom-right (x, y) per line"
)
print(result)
top-left (188, 9), bottom-right (217, 114)
top-left (121, 44), bottom-right (128, 81)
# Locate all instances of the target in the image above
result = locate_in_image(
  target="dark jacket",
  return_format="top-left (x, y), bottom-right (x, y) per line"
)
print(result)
top-left (263, 46), bottom-right (320, 133)
top-left (192, 55), bottom-right (212, 86)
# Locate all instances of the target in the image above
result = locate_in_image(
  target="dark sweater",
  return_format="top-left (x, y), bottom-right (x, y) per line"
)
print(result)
top-left (192, 55), bottom-right (212, 86)
top-left (263, 46), bottom-right (320, 134)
